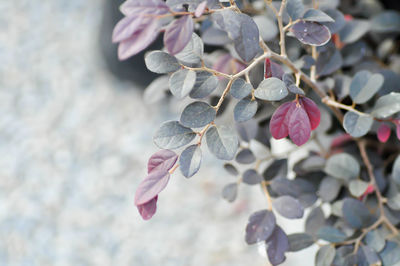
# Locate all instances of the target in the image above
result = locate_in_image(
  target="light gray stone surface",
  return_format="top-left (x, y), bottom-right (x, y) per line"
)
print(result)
top-left (0, 1), bottom-right (318, 265)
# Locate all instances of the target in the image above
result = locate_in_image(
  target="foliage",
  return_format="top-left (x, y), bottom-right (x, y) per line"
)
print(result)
top-left (113, 0), bottom-right (400, 264)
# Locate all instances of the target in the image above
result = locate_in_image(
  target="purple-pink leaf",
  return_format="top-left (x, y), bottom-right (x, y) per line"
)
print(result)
top-left (120, 0), bottom-right (169, 16)
top-left (134, 169), bottom-right (170, 205)
top-left (137, 195), bottom-right (158, 220)
top-left (265, 58), bottom-right (284, 80)
top-left (269, 102), bottom-right (296, 139)
top-left (397, 121), bottom-right (400, 140)
top-left (112, 15), bottom-right (148, 43)
top-left (291, 20), bottom-right (331, 46)
top-left (213, 53), bottom-right (247, 76)
top-left (377, 123), bottom-right (391, 143)
top-left (195, 1), bottom-right (207, 18)
top-left (147, 149), bottom-right (178, 174)
top-left (299, 97), bottom-right (321, 130)
top-left (164, 15), bottom-right (194, 55)
top-left (118, 20), bottom-right (161, 60)
top-left (288, 105), bottom-right (311, 146)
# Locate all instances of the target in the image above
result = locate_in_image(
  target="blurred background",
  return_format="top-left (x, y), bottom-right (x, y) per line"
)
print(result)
top-left (0, 1), bottom-right (322, 265)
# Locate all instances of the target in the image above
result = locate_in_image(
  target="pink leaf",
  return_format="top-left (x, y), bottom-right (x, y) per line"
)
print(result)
top-left (213, 53), bottom-right (246, 77)
top-left (137, 196), bottom-right (158, 220)
top-left (118, 20), bottom-right (161, 60)
top-left (300, 97), bottom-right (321, 130)
top-left (330, 133), bottom-right (353, 148)
top-left (148, 149), bottom-right (178, 174)
top-left (269, 102), bottom-right (296, 139)
top-left (288, 105), bottom-right (311, 146)
top-left (195, 1), bottom-right (207, 18)
top-left (134, 170), bottom-right (170, 205)
top-left (377, 123), bottom-right (391, 143)
top-left (120, 0), bottom-right (169, 16)
top-left (264, 58), bottom-right (284, 80)
top-left (164, 15), bottom-right (194, 55)
top-left (396, 121), bottom-right (400, 141)
top-left (112, 15), bottom-right (148, 43)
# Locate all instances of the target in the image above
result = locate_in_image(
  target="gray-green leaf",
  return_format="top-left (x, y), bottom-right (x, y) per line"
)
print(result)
top-left (349, 179), bottom-right (369, 197)
top-left (179, 145), bottom-right (202, 178)
top-left (288, 233), bottom-right (314, 252)
top-left (324, 153), bottom-right (360, 180)
top-left (254, 78), bottom-right (288, 101)
top-left (230, 78), bottom-right (253, 99)
top-left (349, 70), bottom-right (384, 104)
top-left (343, 111), bottom-right (373, 137)
top-left (372, 92), bottom-right (400, 118)
top-left (153, 121), bottom-right (196, 149)
top-left (180, 101), bottom-right (216, 128)
top-left (206, 125), bottom-right (239, 160)
top-left (190, 71), bottom-right (218, 99)
top-left (234, 97), bottom-right (258, 122)
top-left (175, 33), bottom-right (204, 65)
top-left (145, 50), bottom-right (180, 73)
top-left (315, 245), bottom-right (336, 266)
top-left (169, 69), bottom-right (197, 99)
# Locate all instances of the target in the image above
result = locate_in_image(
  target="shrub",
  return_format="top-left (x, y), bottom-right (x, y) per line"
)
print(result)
top-left (113, 0), bottom-right (400, 264)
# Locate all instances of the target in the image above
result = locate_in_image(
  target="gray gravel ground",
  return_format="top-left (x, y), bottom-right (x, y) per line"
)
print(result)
top-left (0, 1), bottom-right (317, 265)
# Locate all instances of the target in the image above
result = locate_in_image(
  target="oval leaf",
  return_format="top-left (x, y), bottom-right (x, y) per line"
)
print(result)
top-left (164, 15), bottom-right (194, 55)
top-left (303, 9), bottom-right (334, 23)
top-left (153, 121), bottom-right (196, 149)
top-left (137, 196), bottom-right (158, 220)
top-left (254, 78), bottom-right (288, 101)
top-left (180, 101), bottom-right (216, 128)
top-left (230, 78), bottom-right (253, 99)
top-left (291, 21), bottom-right (331, 46)
top-left (372, 92), bottom-right (400, 118)
top-left (245, 210), bottom-right (276, 245)
top-left (206, 125), bottom-right (239, 160)
top-left (145, 50), bottom-right (180, 74)
top-left (269, 102), bottom-right (296, 139)
top-left (190, 71), bottom-right (218, 99)
top-left (343, 111), bottom-right (373, 138)
top-left (234, 97), bottom-right (258, 122)
top-left (148, 149), bottom-right (178, 173)
top-left (242, 169), bottom-right (263, 185)
top-left (317, 226), bottom-right (347, 243)
top-left (134, 170), bottom-right (170, 205)
top-left (222, 183), bottom-right (238, 202)
top-left (288, 105), bottom-right (311, 146)
top-left (342, 198), bottom-right (376, 229)
top-left (169, 69), bottom-right (197, 99)
top-left (179, 145), bottom-right (202, 178)
top-left (324, 153), bottom-right (360, 180)
top-left (266, 226), bottom-right (289, 266)
top-left (235, 149), bottom-right (256, 164)
top-left (273, 195), bottom-right (304, 219)
top-left (350, 71), bottom-right (384, 104)
top-left (316, 245), bottom-right (336, 266)
top-left (288, 233), bottom-right (314, 252)
top-left (377, 123), bottom-right (391, 143)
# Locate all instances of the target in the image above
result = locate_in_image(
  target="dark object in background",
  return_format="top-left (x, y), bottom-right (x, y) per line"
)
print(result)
top-left (99, 0), bottom-right (400, 88)
top-left (99, 0), bottom-right (163, 87)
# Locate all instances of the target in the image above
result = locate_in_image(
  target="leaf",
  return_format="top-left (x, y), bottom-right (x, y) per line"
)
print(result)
top-left (189, 71), bottom-right (218, 99)
top-left (164, 15), bottom-right (194, 55)
top-left (359, 245), bottom-right (381, 266)
top-left (269, 102), bottom-right (296, 139)
top-left (236, 120), bottom-right (259, 142)
top-left (254, 16), bottom-right (278, 42)
top-left (118, 20), bottom-right (162, 60)
top-left (242, 169), bottom-right (262, 185)
top-left (234, 97), bottom-right (258, 122)
top-left (397, 123), bottom-right (400, 140)
top-left (272, 195), bottom-right (304, 219)
top-left (365, 230), bottom-right (386, 252)
top-left (323, 9), bottom-right (346, 34)
top-left (145, 51), bottom-right (180, 74)
top-left (288, 105), bottom-right (311, 146)
top-left (371, 11), bottom-right (400, 33)
top-left (112, 15), bottom-right (148, 43)
top-left (342, 198), bottom-right (376, 229)
top-left (175, 33), bottom-right (204, 65)
top-left (317, 226), bottom-right (347, 243)
top-left (350, 71), bottom-right (384, 104)
top-left (372, 93), bottom-right (400, 118)
top-left (206, 125), bottom-right (239, 160)
top-left (121, 0), bottom-right (169, 16)
top-left (179, 145), bottom-right (202, 178)
top-left (380, 241), bottom-right (400, 266)
top-left (222, 183), bottom-right (238, 202)
top-left (393, 155), bottom-right (400, 185)
top-left (343, 111), bottom-right (373, 138)
top-left (315, 245), bottom-right (336, 266)
top-left (288, 233), bottom-right (314, 252)
top-left (349, 180), bottom-right (369, 197)
top-left (245, 210), bottom-right (276, 245)
top-left (283, 73), bottom-right (295, 87)
top-left (300, 97), bottom-right (320, 130)
top-left (305, 207), bottom-right (325, 236)
top-left (180, 101), bottom-right (216, 128)
top-left (212, 9), bottom-right (242, 39)
top-left (291, 21), bottom-right (331, 46)
top-left (264, 59), bottom-right (284, 80)
top-left (266, 226), bottom-right (289, 266)
top-left (224, 163), bottom-right (238, 176)
top-left (169, 69), bottom-right (197, 99)
top-left (318, 176), bottom-right (341, 202)
top-left (194, 1), bottom-right (207, 17)
top-left (143, 76), bottom-right (170, 104)
top-left (153, 121), bottom-right (196, 149)
top-left (147, 149), bottom-right (178, 173)
top-left (377, 123), bottom-right (391, 143)
top-left (316, 49), bottom-right (343, 77)
top-left (286, 0), bottom-right (305, 21)
top-left (137, 196), bottom-right (158, 220)
top-left (202, 26), bottom-right (231, 46)
top-left (234, 14), bottom-right (261, 62)
top-left (236, 149), bottom-right (256, 164)
top-left (303, 9), bottom-right (334, 23)
top-left (341, 41), bottom-right (367, 67)
top-left (288, 85), bottom-right (305, 96)
top-left (263, 159), bottom-right (288, 181)
top-left (324, 153), bottom-right (360, 180)
top-left (230, 78), bottom-right (253, 99)
top-left (134, 170), bottom-right (170, 205)
top-left (339, 19), bottom-right (370, 44)
top-left (254, 78), bottom-right (288, 101)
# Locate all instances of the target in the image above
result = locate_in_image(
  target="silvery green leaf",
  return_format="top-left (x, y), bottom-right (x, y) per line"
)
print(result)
top-left (235, 149), bottom-right (256, 164)
top-left (379, 241), bottom-right (400, 266)
top-left (253, 16), bottom-right (277, 42)
top-left (318, 176), bottom-right (341, 202)
top-left (153, 121), bottom-right (196, 149)
top-left (339, 20), bottom-right (370, 44)
top-left (189, 71), bottom-right (218, 99)
top-left (371, 11), bottom-right (400, 33)
top-left (342, 198), bottom-right (376, 229)
top-left (145, 50), bottom-right (180, 73)
top-left (305, 207), bottom-right (325, 236)
top-left (365, 230), bottom-right (386, 252)
top-left (245, 210), bottom-right (276, 245)
top-left (234, 14), bottom-right (261, 62)
top-left (315, 245), bottom-right (335, 266)
top-left (222, 183), bottom-right (238, 202)
top-left (242, 169), bottom-right (262, 185)
top-left (286, 0), bottom-right (305, 21)
top-left (175, 33), bottom-right (204, 65)
top-left (230, 78), bottom-right (253, 99)
top-left (303, 9), bottom-right (334, 23)
top-left (324, 153), bottom-right (360, 180)
top-left (317, 226), bottom-right (347, 243)
top-left (224, 163), bottom-right (238, 176)
top-left (343, 111), bottom-right (373, 138)
top-left (143, 75), bottom-right (170, 104)
top-left (234, 97), bottom-right (258, 122)
top-left (372, 93), bottom-right (400, 118)
top-left (393, 155), bottom-right (400, 185)
top-left (254, 78), bottom-right (288, 101)
top-left (206, 125), bottom-right (239, 160)
top-left (272, 195), bottom-right (304, 219)
top-left (288, 84), bottom-right (305, 95)
top-left (169, 69), bottom-right (197, 99)
top-left (350, 70), bottom-right (384, 104)
top-left (348, 179), bottom-right (369, 197)
top-left (179, 145), bottom-right (202, 178)
top-left (323, 9), bottom-right (345, 34)
top-left (202, 26), bottom-right (232, 46)
top-left (288, 233), bottom-right (314, 252)
top-left (180, 101), bottom-right (216, 128)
